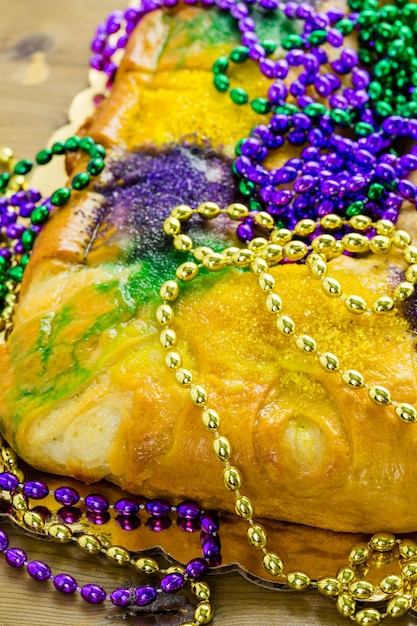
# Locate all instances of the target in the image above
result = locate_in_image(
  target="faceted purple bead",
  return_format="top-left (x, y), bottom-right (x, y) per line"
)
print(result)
top-left (399, 154), bottom-right (417, 172)
top-left (5, 548), bottom-right (26, 568)
top-left (274, 59), bottom-right (289, 79)
top-left (290, 79), bottom-right (305, 97)
top-left (268, 82), bottom-right (288, 105)
top-left (259, 0), bottom-right (278, 8)
top-left (259, 58), bottom-right (276, 79)
top-left (114, 498), bottom-right (140, 516)
top-left (241, 137), bottom-right (262, 157)
top-left (272, 189), bottom-right (292, 206)
top-left (185, 558), bottom-right (208, 579)
top-left (200, 511), bottom-right (219, 535)
top-left (23, 480), bottom-right (49, 500)
top-left (0, 472), bottom-right (19, 491)
top-left (241, 31), bottom-right (258, 47)
top-left (249, 43), bottom-right (266, 61)
top-left (398, 180), bottom-right (416, 200)
top-left (111, 588), bottom-right (132, 607)
top-left (230, 2), bottom-right (248, 19)
top-left (327, 28), bottom-right (344, 47)
top-left (19, 201), bottom-right (35, 218)
top-left (236, 221), bottom-right (254, 242)
top-left (80, 584), bottom-right (107, 604)
top-left (294, 175), bottom-right (316, 193)
top-left (53, 573), bottom-right (77, 594)
top-left (85, 493), bottom-right (109, 513)
top-left (375, 163), bottom-right (396, 183)
top-left (145, 498), bottom-right (171, 517)
top-left (160, 572), bottom-right (184, 594)
top-left (57, 506), bottom-right (82, 524)
top-left (135, 585), bottom-right (157, 606)
top-left (287, 50), bottom-right (305, 67)
top-left (202, 535), bottom-right (221, 560)
top-left (86, 511), bottom-right (110, 525)
top-left (54, 486), bottom-right (80, 506)
top-left (10, 191), bottom-right (26, 204)
top-left (238, 17), bottom-right (255, 33)
top-left (27, 560), bottom-right (51, 581)
top-left (6, 223), bottom-right (25, 238)
top-left (177, 518), bottom-right (201, 533)
top-left (292, 113), bottom-right (311, 130)
top-left (0, 529), bottom-right (9, 552)
top-left (116, 514), bottom-right (141, 531)
top-left (146, 516), bottom-right (172, 532)
top-left (314, 76), bottom-right (332, 97)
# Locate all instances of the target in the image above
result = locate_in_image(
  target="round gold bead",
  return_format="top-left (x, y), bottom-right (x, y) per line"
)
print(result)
top-left (369, 234), bottom-right (392, 254)
top-left (222, 246), bottom-right (240, 264)
top-left (160, 280), bottom-right (179, 301)
top-left (393, 229), bottom-right (412, 249)
top-left (191, 580), bottom-right (211, 601)
top-left (171, 204), bottom-right (193, 221)
top-left (403, 244), bottom-right (417, 263)
top-left (165, 351), bottom-right (182, 370)
top-left (294, 218), bottom-right (316, 237)
top-left (175, 368), bottom-right (193, 386)
top-left (163, 216), bottom-right (181, 236)
top-left (261, 243), bottom-right (283, 265)
top-left (349, 215), bottom-right (372, 231)
top-left (190, 385), bottom-right (208, 406)
top-left (253, 211), bottom-right (275, 230)
top-left (134, 557), bottom-right (160, 574)
top-left (395, 402), bottom-right (417, 423)
top-left (295, 334), bottom-right (317, 353)
top-left (336, 592), bottom-right (356, 617)
top-left (406, 263), bottom-right (417, 283)
top-left (0, 146), bottom-right (13, 166)
top-left (251, 257), bottom-right (268, 275)
top-left (166, 565), bottom-right (185, 575)
top-left (386, 596), bottom-right (410, 618)
top-left (77, 534), bottom-right (102, 554)
top-left (349, 580), bottom-right (374, 599)
top-left (271, 228), bottom-right (292, 245)
top-left (247, 524), bottom-right (267, 549)
top-left (375, 219), bottom-right (395, 236)
top-left (283, 240), bottom-right (308, 261)
top-left (354, 608), bottom-right (381, 626)
top-left (394, 280), bottom-right (415, 301)
top-left (258, 272), bottom-right (275, 292)
top-left (248, 237), bottom-right (268, 252)
top-left (197, 201), bottom-right (221, 219)
top-left (373, 295), bottom-right (394, 314)
top-left (276, 315), bottom-right (296, 335)
top-left (311, 233), bottom-right (336, 254)
top-left (9, 468), bottom-right (25, 483)
top-left (349, 543), bottom-right (370, 565)
top-left (173, 233), bottom-right (193, 252)
top-left (202, 252), bottom-right (226, 272)
top-left (47, 523), bottom-right (73, 543)
top-left (232, 248), bottom-right (255, 268)
top-left (341, 369), bottom-right (365, 388)
top-left (308, 255), bottom-right (327, 278)
top-left (213, 435), bottom-right (231, 462)
top-left (379, 574), bottom-right (403, 594)
top-left (399, 539), bottom-right (417, 560)
top-left (193, 600), bottom-right (213, 624)
top-left (223, 466), bottom-right (241, 491)
top-left (225, 202), bottom-right (249, 220)
top-left (286, 571), bottom-right (311, 591)
top-left (12, 492), bottom-right (27, 511)
top-left (337, 566), bottom-right (356, 587)
top-left (369, 532), bottom-right (395, 552)
top-left (317, 576), bottom-right (341, 597)
top-left (160, 328), bottom-right (177, 349)
top-left (320, 213), bottom-right (344, 230)
top-left (1, 446), bottom-right (18, 466)
top-left (176, 261), bottom-right (199, 282)
top-left (341, 232), bottom-right (369, 253)
top-left (262, 552), bottom-right (284, 576)
top-left (9, 175), bottom-right (27, 191)
top-left (321, 276), bottom-right (342, 297)
top-left (202, 408), bottom-right (220, 431)
top-left (156, 304), bottom-right (174, 325)
top-left (344, 294), bottom-right (367, 314)
top-left (194, 246), bottom-right (213, 261)
top-left (265, 292), bottom-right (282, 314)
top-left (106, 545), bottom-right (131, 565)
top-left (368, 385), bottom-right (391, 406)
top-left (235, 495), bottom-right (254, 519)
top-left (401, 560), bottom-right (417, 580)
top-left (23, 510), bottom-right (45, 531)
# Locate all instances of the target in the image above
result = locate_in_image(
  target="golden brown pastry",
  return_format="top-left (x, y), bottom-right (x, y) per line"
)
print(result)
top-left (1, 2), bottom-right (417, 535)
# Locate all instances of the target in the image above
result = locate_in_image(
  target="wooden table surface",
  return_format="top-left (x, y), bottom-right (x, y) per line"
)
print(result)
top-left (0, 2), bottom-right (416, 625)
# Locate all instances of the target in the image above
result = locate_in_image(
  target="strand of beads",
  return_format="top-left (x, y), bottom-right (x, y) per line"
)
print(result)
top-left (0, 526), bottom-right (213, 623)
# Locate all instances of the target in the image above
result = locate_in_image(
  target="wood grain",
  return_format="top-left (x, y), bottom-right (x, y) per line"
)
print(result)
top-left (0, 2), bottom-right (416, 625)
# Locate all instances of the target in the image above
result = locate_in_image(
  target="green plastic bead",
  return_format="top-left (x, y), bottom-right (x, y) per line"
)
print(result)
top-left (304, 103), bottom-right (327, 117)
top-left (51, 141), bottom-right (66, 155)
top-left (13, 159), bottom-right (32, 176)
top-left (260, 40), bottom-right (276, 56)
top-left (0, 173), bottom-right (10, 190)
top-left (89, 144), bottom-right (106, 159)
top-left (71, 172), bottom-right (91, 191)
top-left (368, 81), bottom-right (382, 99)
top-left (308, 30), bottom-right (327, 46)
top-left (374, 59), bottom-right (393, 78)
top-left (375, 101), bottom-right (393, 118)
top-left (330, 108), bottom-right (351, 126)
top-left (20, 254), bottom-right (30, 268)
top-left (87, 158), bottom-right (105, 176)
top-left (239, 179), bottom-right (255, 196)
top-left (368, 183), bottom-right (384, 200)
top-left (0, 284), bottom-right (8, 299)
top-left (347, 201), bottom-right (365, 217)
top-left (212, 56), bottom-right (229, 74)
top-left (380, 5), bottom-right (399, 20)
top-left (231, 160), bottom-right (239, 176)
top-left (336, 19), bottom-right (354, 35)
top-left (65, 136), bottom-right (80, 152)
top-left (213, 73), bottom-right (229, 92)
top-left (230, 46), bottom-right (249, 63)
top-left (275, 103), bottom-right (298, 115)
top-left (0, 257), bottom-right (7, 271)
top-left (8, 265), bottom-right (24, 282)
top-left (79, 136), bottom-right (95, 152)
top-left (235, 139), bottom-right (244, 156)
top-left (230, 88), bottom-right (249, 105)
top-left (355, 122), bottom-right (374, 137)
top-left (377, 22), bottom-right (394, 39)
top-left (249, 198), bottom-right (263, 212)
top-left (357, 10), bottom-right (378, 27)
top-left (21, 229), bottom-right (37, 251)
top-left (374, 40), bottom-right (387, 56)
top-left (35, 149), bottom-right (53, 165)
top-left (403, 3), bottom-right (417, 20)
top-left (50, 187), bottom-right (71, 206)
top-left (358, 49), bottom-right (373, 65)
top-left (388, 39), bottom-right (406, 60)
top-left (31, 204), bottom-right (49, 227)
top-left (281, 34), bottom-right (304, 50)
top-left (251, 98), bottom-right (270, 115)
